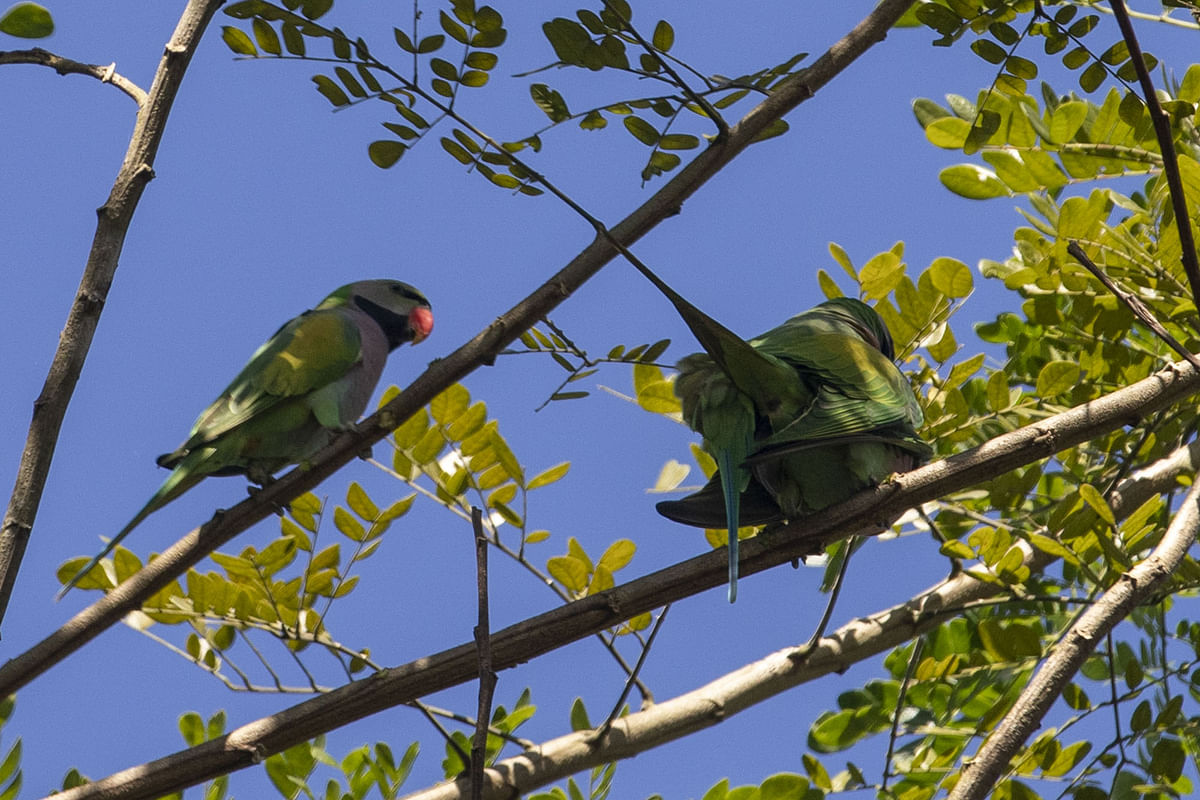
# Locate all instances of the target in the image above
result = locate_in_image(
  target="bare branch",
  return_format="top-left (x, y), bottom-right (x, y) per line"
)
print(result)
top-left (0, 0), bottom-right (224, 633)
top-left (0, 47), bottom-right (147, 105)
top-left (946, 481), bottom-right (1200, 800)
top-left (469, 508), bottom-right (495, 800)
top-left (3, 0), bottom-right (916, 701)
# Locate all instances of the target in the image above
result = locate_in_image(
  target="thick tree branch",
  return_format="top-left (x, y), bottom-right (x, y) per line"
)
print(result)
top-left (5, 0), bottom-right (915, 699)
top-left (947, 480), bottom-right (1200, 800)
top-left (38, 352), bottom-right (1200, 800)
top-left (0, 47), bottom-right (148, 105)
top-left (0, 0), bottom-right (223, 633)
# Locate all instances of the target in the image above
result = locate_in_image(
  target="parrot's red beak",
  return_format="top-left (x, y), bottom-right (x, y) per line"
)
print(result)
top-left (409, 305), bottom-right (434, 345)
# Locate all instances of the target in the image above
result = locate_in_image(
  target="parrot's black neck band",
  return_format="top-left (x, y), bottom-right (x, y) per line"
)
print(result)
top-left (356, 296), bottom-right (414, 350)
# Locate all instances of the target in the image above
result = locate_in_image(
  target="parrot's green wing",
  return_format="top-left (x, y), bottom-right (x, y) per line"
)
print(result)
top-left (180, 309), bottom-right (364, 451)
top-left (757, 328), bottom-right (924, 446)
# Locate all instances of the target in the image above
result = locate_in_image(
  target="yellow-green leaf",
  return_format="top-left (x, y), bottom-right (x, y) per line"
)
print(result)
top-left (547, 556), bottom-right (588, 592)
top-left (596, 539), bottom-right (635, 573)
top-left (651, 460), bottom-right (690, 492)
top-left (1035, 360), bottom-right (1079, 398)
top-left (939, 164), bottom-right (1009, 199)
top-left (528, 462), bottom-right (570, 490)
top-left (431, 383), bottom-right (470, 424)
top-left (1079, 483), bottom-right (1115, 526)
top-left (928, 257), bottom-right (973, 298)
top-left (490, 430), bottom-right (525, 486)
top-left (346, 482), bottom-right (379, 520)
top-left (334, 507), bottom-right (366, 541)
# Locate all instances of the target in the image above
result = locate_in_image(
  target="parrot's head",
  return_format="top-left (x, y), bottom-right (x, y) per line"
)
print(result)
top-left (818, 297), bottom-right (895, 360)
top-left (324, 280), bottom-right (434, 349)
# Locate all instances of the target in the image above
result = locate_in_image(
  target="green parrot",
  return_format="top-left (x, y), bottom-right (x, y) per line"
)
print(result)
top-left (60, 279), bottom-right (433, 597)
top-left (649, 291), bottom-right (930, 603)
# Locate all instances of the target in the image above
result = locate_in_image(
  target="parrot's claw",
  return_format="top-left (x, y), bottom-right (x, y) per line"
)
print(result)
top-left (245, 484), bottom-right (286, 517)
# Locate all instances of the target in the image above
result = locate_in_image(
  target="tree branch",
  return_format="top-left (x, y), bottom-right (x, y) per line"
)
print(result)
top-left (469, 508), bottom-right (495, 800)
top-left (0, 47), bottom-right (147, 105)
top-left (1068, 240), bottom-right (1200, 370)
top-left (1108, 0), bottom-right (1200, 308)
top-left (4, 0), bottom-right (915, 698)
top-left (39, 350), bottom-right (1200, 800)
top-left (946, 481), bottom-right (1200, 800)
top-left (0, 0), bottom-right (223, 633)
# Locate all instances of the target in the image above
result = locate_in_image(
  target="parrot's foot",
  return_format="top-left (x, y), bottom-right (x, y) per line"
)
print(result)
top-left (245, 484), bottom-right (286, 517)
top-left (247, 466), bottom-right (277, 487)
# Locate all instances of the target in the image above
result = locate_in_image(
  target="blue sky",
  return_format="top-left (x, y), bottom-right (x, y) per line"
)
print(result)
top-left (4, 2), bottom-right (1198, 798)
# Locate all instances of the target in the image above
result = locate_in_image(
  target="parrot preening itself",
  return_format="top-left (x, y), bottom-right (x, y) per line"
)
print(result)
top-left (654, 296), bottom-right (931, 602)
top-left (617, 255), bottom-right (928, 602)
top-left (59, 279), bottom-right (433, 597)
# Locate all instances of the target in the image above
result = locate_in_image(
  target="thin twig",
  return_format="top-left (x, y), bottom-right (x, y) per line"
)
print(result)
top-left (797, 537), bottom-right (857, 657)
top-left (596, 604), bottom-right (669, 740)
top-left (1108, 0), bottom-right (1200, 309)
top-left (882, 637), bottom-right (923, 791)
top-left (1105, 632), bottom-right (1128, 763)
top-left (597, 0), bottom-right (728, 138)
top-left (470, 508), bottom-right (497, 800)
top-left (1067, 241), bottom-right (1200, 369)
top-left (409, 701), bottom-right (471, 768)
top-left (0, 47), bottom-right (147, 105)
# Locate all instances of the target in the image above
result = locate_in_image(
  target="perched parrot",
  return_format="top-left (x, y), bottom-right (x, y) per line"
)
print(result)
top-left (654, 296), bottom-right (931, 602)
top-left (59, 279), bottom-right (433, 597)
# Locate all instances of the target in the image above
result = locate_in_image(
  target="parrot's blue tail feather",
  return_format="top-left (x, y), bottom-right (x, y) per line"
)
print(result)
top-left (717, 450), bottom-right (740, 604)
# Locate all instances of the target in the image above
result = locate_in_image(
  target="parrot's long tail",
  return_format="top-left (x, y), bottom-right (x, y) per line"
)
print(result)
top-left (717, 449), bottom-right (740, 604)
top-left (57, 460), bottom-right (205, 599)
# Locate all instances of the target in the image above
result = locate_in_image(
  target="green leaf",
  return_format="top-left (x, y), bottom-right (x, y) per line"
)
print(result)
top-left (596, 539), bottom-right (635, 573)
top-left (928, 257), bottom-right (973, 298)
top-left (346, 482), bottom-right (379, 520)
top-left (368, 140), bottom-right (406, 168)
top-left (623, 116), bottom-right (660, 146)
top-left (1078, 483), bottom-right (1115, 526)
top-left (251, 18), bottom-right (281, 55)
top-left (924, 116), bottom-right (971, 149)
top-left (334, 507), bottom-right (366, 542)
top-left (939, 164), bottom-right (1009, 199)
top-left (431, 383), bottom-right (470, 424)
top-left (528, 462), bottom-right (570, 490)
top-left (0, 2), bottom-right (52, 37)
top-left (311, 74), bottom-right (349, 106)
top-left (417, 34), bottom-right (445, 54)
top-left (1079, 61), bottom-right (1106, 93)
top-left (651, 20), bottom-right (674, 52)
top-left (548, 556), bottom-right (588, 593)
top-left (179, 711), bottom-right (204, 746)
top-left (658, 133), bottom-right (699, 150)
top-left (531, 84), bottom-right (570, 123)
top-left (221, 26), bottom-right (258, 56)
top-left (1035, 360), bottom-right (1079, 398)
top-left (971, 38), bottom-right (1006, 65)
top-left (393, 27), bottom-right (415, 52)
top-left (569, 697), bottom-right (591, 731)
